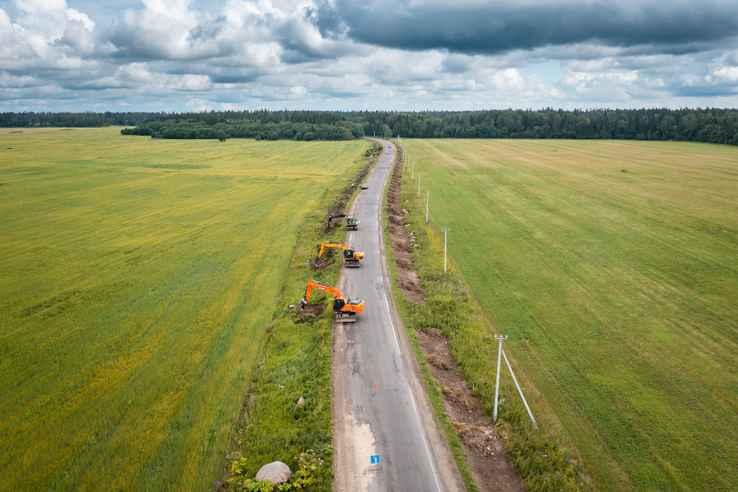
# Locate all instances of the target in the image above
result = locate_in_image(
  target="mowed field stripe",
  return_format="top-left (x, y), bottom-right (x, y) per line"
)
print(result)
top-left (406, 138), bottom-right (738, 490)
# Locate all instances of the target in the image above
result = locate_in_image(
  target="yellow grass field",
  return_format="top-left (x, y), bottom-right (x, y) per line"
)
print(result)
top-left (403, 139), bottom-right (738, 490)
top-left (0, 128), bottom-right (366, 490)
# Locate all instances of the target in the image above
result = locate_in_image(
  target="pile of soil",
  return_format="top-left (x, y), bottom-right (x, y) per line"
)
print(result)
top-left (385, 148), bottom-right (425, 303)
top-left (416, 328), bottom-right (526, 492)
top-left (295, 303), bottom-right (326, 323)
top-left (311, 247), bottom-right (336, 271)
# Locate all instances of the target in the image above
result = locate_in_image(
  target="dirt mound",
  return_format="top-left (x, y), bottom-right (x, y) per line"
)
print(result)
top-left (295, 303), bottom-right (326, 323)
top-left (311, 247), bottom-right (336, 270)
top-left (452, 422), bottom-right (504, 456)
top-left (311, 258), bottom-right (336, 270)
top-left (385, 147), bottom-right (425, 304)
top-left (416, 327), bottom-right (526, 491)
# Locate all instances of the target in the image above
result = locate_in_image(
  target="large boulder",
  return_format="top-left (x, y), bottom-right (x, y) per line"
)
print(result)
top-left (255, 461), bottom-right (292, 486)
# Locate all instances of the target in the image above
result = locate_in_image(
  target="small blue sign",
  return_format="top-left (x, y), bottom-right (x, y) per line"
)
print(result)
top-left (370, 454), bottom-right (380, 465)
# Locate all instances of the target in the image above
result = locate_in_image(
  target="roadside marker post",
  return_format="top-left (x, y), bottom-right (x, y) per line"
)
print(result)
top-left (442, 227), bottom-right (449, 273)
top-left (426, 189), bottom-right (430, 223)
top-left (418, 173), bottom-right (421, 198)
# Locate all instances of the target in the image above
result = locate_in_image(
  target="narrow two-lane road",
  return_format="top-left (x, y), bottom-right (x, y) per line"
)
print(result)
top-left (333, 140), bottom-right (462, 491)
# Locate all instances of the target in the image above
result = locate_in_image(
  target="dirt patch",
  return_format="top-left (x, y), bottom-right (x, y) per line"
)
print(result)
top-left (386, 147), bottom-right (425, 304)
top-left (416, 328), bottom-right (526, 492)
top-left (311, 247), bottom-right (336, 270)
top-left (295, 303), bottom-right (327, 323)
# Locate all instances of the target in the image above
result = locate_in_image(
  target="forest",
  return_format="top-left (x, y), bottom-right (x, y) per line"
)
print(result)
top-left (2, 108), bottom-right (737, 145)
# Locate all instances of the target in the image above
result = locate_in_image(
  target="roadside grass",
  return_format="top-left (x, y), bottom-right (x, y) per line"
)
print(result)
top-left (0, 127), bottom-right (367, 490)
top-left (224, 142), bottom-right (380, 490)
top-left (400, 139), bottom-right (738, 491)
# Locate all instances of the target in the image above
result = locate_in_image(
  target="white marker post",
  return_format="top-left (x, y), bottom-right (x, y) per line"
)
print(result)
top-left (493, 335), bottom-right (508, 422)
top-left (426, 189), bottom-right (430, 223)
top-left (442, 227), bottom-right (449, 273)
top-left (417, 173), bottom-right (421, 198)
top-left (412, 161), bottom-right (414, 181)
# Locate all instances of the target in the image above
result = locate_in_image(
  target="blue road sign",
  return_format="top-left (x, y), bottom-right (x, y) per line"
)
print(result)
top-left (370, 454), bottom-right (380, 465)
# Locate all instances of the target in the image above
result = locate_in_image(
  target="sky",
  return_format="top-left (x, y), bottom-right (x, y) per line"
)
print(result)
top-left (1, 0), bottom-right (737, 112)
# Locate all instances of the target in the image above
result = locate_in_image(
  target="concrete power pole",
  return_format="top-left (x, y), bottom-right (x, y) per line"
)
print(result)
top-left (493, 335), bottom-right (508, 422)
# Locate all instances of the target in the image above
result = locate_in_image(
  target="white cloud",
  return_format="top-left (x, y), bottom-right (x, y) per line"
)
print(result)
top-left (1, 0), bottom-right (737, 111)
top-left (168, 74), bottom-right (212, 91)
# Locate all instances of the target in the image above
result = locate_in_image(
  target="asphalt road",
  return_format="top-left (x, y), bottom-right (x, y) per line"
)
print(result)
top-left (333, 140), bottom-right (461, 491)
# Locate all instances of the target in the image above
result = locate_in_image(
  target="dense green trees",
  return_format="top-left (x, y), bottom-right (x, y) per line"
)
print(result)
top-left (0, 111), bottom-right (161, 127)
top-left (3, 108), bottom-right (737, 145)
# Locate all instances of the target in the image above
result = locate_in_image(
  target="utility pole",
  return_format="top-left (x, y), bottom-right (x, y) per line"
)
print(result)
top-left (442, 227), bottom-right (449, 273)
top-left (493, 335), bottom-right (508, 422)
top-left (502, 349), bottom-right (538, 429)
top-left (426, 189), bottom-right (430, 223)
top-left (417, 173), bottom-right (421, 198)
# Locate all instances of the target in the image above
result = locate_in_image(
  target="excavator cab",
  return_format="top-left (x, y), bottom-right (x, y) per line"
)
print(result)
top-left (345, 217), bottom-right (360, 231)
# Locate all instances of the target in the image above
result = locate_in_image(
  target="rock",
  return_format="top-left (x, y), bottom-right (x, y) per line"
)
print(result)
top-left (255, 461), bottom-right (291, 486)
top-left (402, 208), bottom-right (409, 214)
top-left (296, 397), bottom-right (306, 408)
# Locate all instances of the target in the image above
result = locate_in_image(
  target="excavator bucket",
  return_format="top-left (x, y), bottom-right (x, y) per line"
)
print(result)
top-left (298, 298), bottom-right (307, 311)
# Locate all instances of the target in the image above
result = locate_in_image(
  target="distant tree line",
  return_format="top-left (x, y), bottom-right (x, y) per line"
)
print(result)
top-left (3, 108), bottom-right (738, 145)
top-left (120, 116), bottom-right (363, 141)
top-left (0, 111), bottom-right (161, 128)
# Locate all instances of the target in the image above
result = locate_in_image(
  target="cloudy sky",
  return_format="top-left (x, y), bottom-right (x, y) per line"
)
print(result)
top-left (1, 0), bottom-right (737, 112)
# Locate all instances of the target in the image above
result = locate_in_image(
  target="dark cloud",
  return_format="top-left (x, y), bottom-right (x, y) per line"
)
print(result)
top-left (2, 0), bottom-right (738, 111)
top-left (315, 0), bottom-right (738, 55)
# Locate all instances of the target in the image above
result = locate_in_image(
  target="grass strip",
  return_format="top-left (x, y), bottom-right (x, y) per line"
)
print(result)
top-left (223, 142), bottom-right (380, 491)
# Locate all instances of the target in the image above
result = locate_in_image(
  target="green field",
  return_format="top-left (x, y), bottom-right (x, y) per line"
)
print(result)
top-left (403, 139), bottom-right (738, 490)
top-left (0, 128), bottom-right (366, 490)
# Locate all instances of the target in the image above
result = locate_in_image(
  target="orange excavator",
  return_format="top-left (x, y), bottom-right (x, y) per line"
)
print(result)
top-left (316, 241), bottom-right (365, 268)
top-left (298, 279), bottom-right (365, 323)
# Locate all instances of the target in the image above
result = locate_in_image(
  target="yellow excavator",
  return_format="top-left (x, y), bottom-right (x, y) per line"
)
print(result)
top-left (298, 279), bottom-right (365, 323)
top-left (316, 241), bottom-right (365, 268)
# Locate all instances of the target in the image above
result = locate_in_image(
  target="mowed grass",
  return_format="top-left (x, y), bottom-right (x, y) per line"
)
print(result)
top-left (0, 128), bottom-right (366, 491)
top-left (403, 139), bottom-right (738, 490)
